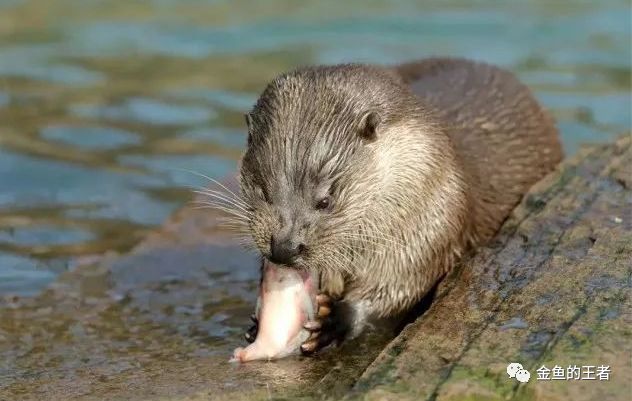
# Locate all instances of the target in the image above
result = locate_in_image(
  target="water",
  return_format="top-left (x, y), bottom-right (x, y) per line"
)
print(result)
top-left (0, 0), bottom-right (629, 297)
top-left (0, 0), bottom-right (629, 398)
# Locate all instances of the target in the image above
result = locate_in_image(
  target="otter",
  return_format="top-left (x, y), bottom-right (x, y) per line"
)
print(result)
top-left (237, 57), bottom-right (562, 353)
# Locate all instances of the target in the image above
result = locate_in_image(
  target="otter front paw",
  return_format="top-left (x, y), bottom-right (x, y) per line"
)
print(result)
top-left (301, 294), bottom-right (345, 355)
top-left (244, 314), bottom-right (258, 343)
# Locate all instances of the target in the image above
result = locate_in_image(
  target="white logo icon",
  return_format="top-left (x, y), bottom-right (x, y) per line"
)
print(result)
top-left (515, 368), bottom-right (531, 383)
top-left (507, 362), bottom-right (523, 378)
top-left (507, 362), bottom-right (531, 383)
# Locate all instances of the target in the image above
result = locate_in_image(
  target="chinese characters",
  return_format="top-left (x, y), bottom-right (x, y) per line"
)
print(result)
top-left (536, 365), bottom-right (611, 381)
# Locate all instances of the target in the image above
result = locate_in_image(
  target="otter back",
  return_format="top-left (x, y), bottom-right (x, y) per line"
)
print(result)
top-left (396, 57), bottom-right (562, 242)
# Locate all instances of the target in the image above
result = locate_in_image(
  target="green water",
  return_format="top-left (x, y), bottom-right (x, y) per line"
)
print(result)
top-left (0, 0), bottom-right (630, 296)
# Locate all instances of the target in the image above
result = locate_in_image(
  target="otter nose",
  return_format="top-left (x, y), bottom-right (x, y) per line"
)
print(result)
top-left (269, 235), bottom-right (305, 265)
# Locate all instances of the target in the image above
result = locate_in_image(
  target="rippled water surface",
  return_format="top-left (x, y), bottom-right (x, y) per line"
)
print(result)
top-left (0, 0), bottom-right (630, 296)
top-left (0, 1), bottom-right (630, 398)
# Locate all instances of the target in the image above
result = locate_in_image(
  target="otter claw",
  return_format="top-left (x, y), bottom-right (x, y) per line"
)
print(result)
top-left (316, 294), bottom-right (331, 304)
top-left (301, 326), bottom-right (339, 355)
top-left (317, 305), bottom-right (331, 318)
top-left (244, 324), bottom-right (258, 343)
top-left (301, 293), bottom-right (338, 355)
top-left (244, 315), bottom-right (258, 343)
top-left (303, 320), bottom-right (322, 331)
top-left (301, 339), bottom-right (319, 354)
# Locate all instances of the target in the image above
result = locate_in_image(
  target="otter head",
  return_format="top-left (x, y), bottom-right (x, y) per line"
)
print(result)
top-left (238, 64), bottom-right (466, 294)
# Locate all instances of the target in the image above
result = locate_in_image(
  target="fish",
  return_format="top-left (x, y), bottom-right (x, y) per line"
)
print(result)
top-left (230, 259), bottom-right (317, 362)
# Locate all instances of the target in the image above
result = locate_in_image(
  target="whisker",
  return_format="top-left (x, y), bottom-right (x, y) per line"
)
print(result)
top-left (190, 201), bottom-right (249, 215)
top-left (174, 167), bottom-right (243, 201)
top-left (193, 188), bottom-right (250, 208)
top-left (190, 204), bottom-right (251, 220)
top-left (192, 191), bottom-right (252, 214)
top-left (173, 167), bottom-right (253, 215)
top-left (216, 219), bottom-right (249, 228)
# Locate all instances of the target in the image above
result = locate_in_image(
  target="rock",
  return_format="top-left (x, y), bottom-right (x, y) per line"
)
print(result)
top-left (0, 176), bottom-right (390, 401)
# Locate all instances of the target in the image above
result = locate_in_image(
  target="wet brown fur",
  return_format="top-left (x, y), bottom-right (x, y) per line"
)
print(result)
top-left (238, 57), bottom-right (562, 337)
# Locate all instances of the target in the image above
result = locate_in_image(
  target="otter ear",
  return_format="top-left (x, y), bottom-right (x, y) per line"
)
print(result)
top-left (358, 111), bottom-right (380, 142)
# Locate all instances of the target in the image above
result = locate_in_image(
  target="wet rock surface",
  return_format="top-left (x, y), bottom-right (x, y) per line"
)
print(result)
top-left (0, 176), bottom-right (392, 401)
top-left (350, 135), bottom-right (631, 401)
top-left (1, 137), bottom-right (629, 401)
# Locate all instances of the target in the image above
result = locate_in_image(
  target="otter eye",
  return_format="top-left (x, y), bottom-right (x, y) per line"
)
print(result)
top-left (315, 196), bottom-right (332, 211)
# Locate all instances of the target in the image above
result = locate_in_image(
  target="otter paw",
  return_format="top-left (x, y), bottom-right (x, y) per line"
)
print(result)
top-left (301, 294), bottom-right (342, 355)
top-left (244, 313), bottom-right (258, 343)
